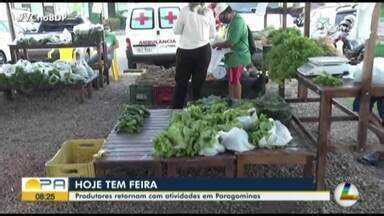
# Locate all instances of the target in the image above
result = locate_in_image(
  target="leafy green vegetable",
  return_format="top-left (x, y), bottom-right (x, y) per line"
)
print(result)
top-left (313, 72), bottom-right (343, 87)
top-left (248, 114), bottom-right (274, 146)
top-left (265, 28), bottom-right (326, 84)
top-left (154, 97), bottom-right (257, 158)
top-left (115, 104), bottom-right (150, 134)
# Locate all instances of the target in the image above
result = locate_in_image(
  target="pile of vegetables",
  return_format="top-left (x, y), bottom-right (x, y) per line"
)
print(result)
top-left (15, 29), bottom-right (72, 46)
top-left (115, 105), bottom-right (150, 134)
top-left (0, 59), bottom-right (95, 89)
top-left (154, 96), bottom-right (280, 158)
top-left (135, 66), bottom-right (176, 86)
top-left (254, 93), bottom-right (293, 124)
top-left (313, 72), bottom-right (343, 87)
top-left (265, 27), bottom-right (327, 84)
top-left (73, 23), bottom-right (104, 44)
top-left (16, 34), bottom-right (61, 46)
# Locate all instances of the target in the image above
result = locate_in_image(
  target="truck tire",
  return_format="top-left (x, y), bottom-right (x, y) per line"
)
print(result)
top-left (0, 51), bottom-right (7, 64)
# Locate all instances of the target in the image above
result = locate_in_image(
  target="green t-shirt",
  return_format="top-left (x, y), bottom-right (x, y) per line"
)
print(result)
top-left (105, 31), bottom-right (118, 56)
top-left (224, 13), bottom-right (252, 68)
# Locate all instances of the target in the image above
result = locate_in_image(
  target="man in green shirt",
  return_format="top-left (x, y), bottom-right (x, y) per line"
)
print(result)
top-left (213, 3), bottom-right (251, 101)
top-left (88, 20), bottom-right (119, 70)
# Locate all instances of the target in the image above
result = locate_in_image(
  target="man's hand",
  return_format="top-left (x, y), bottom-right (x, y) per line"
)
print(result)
top-left (212, 43), bottom-right (222, 50)
top-left (212, 41), bottom-right (232, 50)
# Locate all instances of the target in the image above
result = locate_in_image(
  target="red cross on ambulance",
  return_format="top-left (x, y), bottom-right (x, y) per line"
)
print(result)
top-left (162, 11), bottom-right (178, 24)
top-left (135, 12), bottom-right (149, 25)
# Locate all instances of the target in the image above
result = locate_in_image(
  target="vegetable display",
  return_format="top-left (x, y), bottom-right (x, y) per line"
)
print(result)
top-left (15, 29), bottom-right (72, 46)
top-left (265, 27), bottom-right (326, 84)
top-left (154, 96), bottom-right (291, 158)
top-left (135, 67), bottom-right (176, 86)
top-left (313, 72), bottom-right (343, 87)
top-left (0, 59), bottom-right (95, 89)
top-left (73, 24), bottom-right (104, 44)
top-left (115, 105), bottom-right (150, 134)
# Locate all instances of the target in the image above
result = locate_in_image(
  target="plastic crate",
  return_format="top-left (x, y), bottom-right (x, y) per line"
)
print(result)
top-left (129, 84), bottom-right (154, 105)
top-left (45, 139), bottom-right (105, 177)
top-left (201, 79), bottom-right (228, 97)
top-left (154, 85), bottom-right (174, 106)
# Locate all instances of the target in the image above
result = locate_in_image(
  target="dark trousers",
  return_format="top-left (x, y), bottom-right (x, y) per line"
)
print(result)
top-left (172, 43), bottom-right (211, 109)
top-left (353, 96), bottom-right (384, 119)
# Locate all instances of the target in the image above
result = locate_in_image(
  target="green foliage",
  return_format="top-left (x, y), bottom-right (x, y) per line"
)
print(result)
top-left (313, 72), bottom-right (343, 87)
top-left (115, 105), bottom-right (150, 134)
top-left (266, 27), bottom-right (302, 45)
top-left (154, 97), bottom-right (254, 158)
top-left (248, 114), bottom-right (274, 146)
top-left (265, 28), bottom-right (326, 84)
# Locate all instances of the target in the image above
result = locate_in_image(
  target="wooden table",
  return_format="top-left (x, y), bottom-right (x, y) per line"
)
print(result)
top-left (8, 38), bottom-right (108, 87)
top-left (94, 109), bottom-right (317, 189)
top-left (289, 73), bottom-right (384, 190)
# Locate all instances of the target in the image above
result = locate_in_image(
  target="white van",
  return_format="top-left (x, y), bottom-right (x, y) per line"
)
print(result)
top-left (125, 3), bottom-right (188, 69)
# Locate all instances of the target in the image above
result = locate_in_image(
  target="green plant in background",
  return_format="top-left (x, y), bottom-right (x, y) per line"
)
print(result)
top-left (116, 10), bottom-right (128, 30)
top-left (266, 27), bottom-right (301, 45)
top-left (313, 72), bottom-right (343, 87)
top-left (265, 27), bottom-right (326, 84)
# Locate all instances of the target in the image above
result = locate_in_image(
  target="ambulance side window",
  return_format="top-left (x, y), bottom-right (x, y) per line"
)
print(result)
top-left (130, 8), bottom-right (154, 29)
top-left (159, 7), bottom-right (180, 29)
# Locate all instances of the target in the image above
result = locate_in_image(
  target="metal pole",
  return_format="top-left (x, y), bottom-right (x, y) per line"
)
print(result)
top-left (279, 3), bottom-right (288, 98)
top-left (304, 3), bottom-right (311, 37)
top-left (6, 2), bottom-right (16, 41)
top-left (282, 2), bottom-right (287, 29)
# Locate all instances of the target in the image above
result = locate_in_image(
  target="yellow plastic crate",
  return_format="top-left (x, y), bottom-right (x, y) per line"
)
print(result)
top-left (45, 139), bottom-right (106, 177)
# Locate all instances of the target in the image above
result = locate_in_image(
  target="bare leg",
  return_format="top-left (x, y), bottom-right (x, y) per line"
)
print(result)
top-left (233, 83), bottom-right (242, 100)
top-left (228, 84), bottom-right (234, 99)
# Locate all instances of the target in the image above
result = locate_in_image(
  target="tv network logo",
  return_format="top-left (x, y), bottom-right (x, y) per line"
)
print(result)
top-left (334, 182), bottom-right (359, 207)
top-left (22, 178), bottom-right (69, 201)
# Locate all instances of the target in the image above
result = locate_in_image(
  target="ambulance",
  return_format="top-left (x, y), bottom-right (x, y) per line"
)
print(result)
top-left (125, 3), bottom-right (188, 68)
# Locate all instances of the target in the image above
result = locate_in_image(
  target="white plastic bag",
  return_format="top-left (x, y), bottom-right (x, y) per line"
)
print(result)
top-left (352, 57), bottom-right (384, 85)
top-left (218, 127), bottom-right (255, 152)
top-left (259, 120), bottom-right (292, 149)
top-left (60, 28), bottom-right (72, 44)
top-left (207, 48), bottom-right (230, 74)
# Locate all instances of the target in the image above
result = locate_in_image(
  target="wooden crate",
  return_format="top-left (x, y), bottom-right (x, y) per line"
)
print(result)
top-left (163, 153), bottom-right (236, 177)
top-left (236, 149), bottom-right (315, 177)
